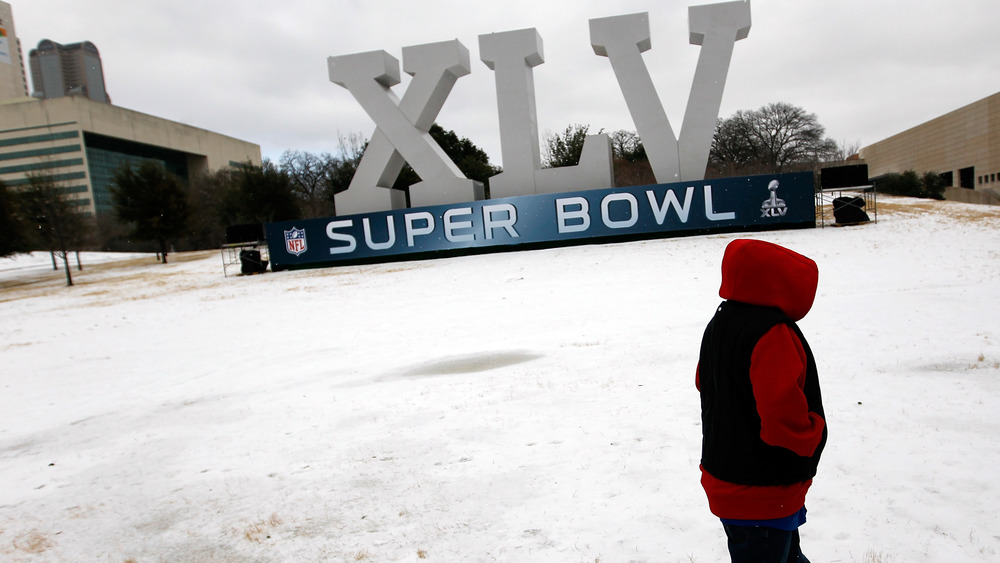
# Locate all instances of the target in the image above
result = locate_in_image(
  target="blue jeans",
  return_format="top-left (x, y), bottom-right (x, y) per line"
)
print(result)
top-left (722, 523), bottom-right (810, 563)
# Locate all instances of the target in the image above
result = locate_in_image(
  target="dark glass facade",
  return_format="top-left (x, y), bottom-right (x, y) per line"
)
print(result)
top-left (83, 132), bottom-right (189, 216)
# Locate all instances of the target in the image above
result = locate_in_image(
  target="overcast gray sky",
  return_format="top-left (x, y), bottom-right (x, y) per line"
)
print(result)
top-left (12, 0), bottom-right (1000, 166)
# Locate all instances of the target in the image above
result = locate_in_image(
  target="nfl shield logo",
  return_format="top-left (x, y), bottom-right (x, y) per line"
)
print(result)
top-left (284, 227), bottom-right (307, 256)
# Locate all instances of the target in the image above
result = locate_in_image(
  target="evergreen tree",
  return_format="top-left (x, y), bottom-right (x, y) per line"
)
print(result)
top-left (543, 124), bottom-right (594, 168)
top-left (220, 160), bottom-right (300, 226)
top-left (110, 161), bottom-right (190, 264)
top-left (0, 181), bottom-right (28, 258)
top-left (185, 168), bottom-right (232, 249)
top-left (875, 170), bottom-right (947, 200)
top-left (389, 124), bottom-right (501, 201)
top-left (921, 171), bottom-right (947, 200)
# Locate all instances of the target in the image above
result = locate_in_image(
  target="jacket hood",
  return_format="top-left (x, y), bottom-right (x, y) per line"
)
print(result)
top-left (719, 239), bottom-right (818, 321)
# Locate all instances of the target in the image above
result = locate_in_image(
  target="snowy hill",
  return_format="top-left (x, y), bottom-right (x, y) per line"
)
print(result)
top-left (1, 196), bottom-right (999, 562)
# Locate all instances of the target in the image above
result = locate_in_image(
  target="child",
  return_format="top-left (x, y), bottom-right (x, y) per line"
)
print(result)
top-left (696, 239), bottom-right (828, 563)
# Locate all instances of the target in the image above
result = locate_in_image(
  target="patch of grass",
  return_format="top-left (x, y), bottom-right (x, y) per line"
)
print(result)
top-left (0, 251), bottom-right (226, 304)
top-left (863, 549), bottom-right (897, 563)
top-left (874, 199), bottom-right (1000, 223)
top-left (240, 512), bottom-right (283, 543)
top-left (12, 530), bottom-right (52, 553)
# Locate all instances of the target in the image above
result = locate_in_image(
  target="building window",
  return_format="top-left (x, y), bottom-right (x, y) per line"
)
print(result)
top-left (3, 171), bottom-right (87, 187)
top-left (0, 144), bottom-right (82, 161)
top-left (0, 130), bottom-right (79, 148)
top-left (959, 167), bottom-right (975, 189)
top-left (83, 132), bottom-right (191, 216)
top-left (0, 158), bottom-right (84, 175)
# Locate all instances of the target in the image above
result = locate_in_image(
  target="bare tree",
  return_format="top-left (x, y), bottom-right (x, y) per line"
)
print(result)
top-left (608, 130), bottom-right (645, 162)
top-left (279, 150), bottom-right (337, 218)
top-left (320, 133), bottom-right (367, 214)
top-left (832, 139), bottom-right (862, 163)
top-left (710, 102), bottom-right (839, 176)
top-left (605, 130), bottom-right (655, 187)
top-left (19, 174), bottom-right (91, 286)
top-left (709, 114), bottom-right (765, 176)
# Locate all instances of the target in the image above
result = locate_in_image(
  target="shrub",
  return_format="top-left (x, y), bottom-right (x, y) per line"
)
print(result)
top-left (874, 170), bottom-right (946, 200)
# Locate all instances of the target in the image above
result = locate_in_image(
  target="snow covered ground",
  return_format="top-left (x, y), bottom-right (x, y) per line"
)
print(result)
top-left (1, 196), bottom-right (999, 562)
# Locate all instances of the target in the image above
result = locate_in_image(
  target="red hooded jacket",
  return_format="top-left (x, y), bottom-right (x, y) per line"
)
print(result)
top-left (696, 239), bottom-right (827, 520)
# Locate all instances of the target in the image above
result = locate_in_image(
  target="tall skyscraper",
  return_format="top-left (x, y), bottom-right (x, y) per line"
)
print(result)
top-left (29, 39), bottom-right (110, 103)
top-left (0, 1), bottom-right (29, 100)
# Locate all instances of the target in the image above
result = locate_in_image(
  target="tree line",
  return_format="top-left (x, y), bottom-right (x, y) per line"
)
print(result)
top-left (0, 125), bottom-right (499, 283)
top-left (0, 101), bottom-right (943, 284)
top-left (542, 101), bottom-right (857, 181)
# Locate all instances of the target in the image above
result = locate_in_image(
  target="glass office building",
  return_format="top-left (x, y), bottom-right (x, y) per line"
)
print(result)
top-left (28, 39), bottom-right (110, 103)
top-left (0, 96), bottom-right (260, 217)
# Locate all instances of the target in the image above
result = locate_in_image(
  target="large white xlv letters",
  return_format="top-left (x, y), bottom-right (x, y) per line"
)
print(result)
top-left (328, 41), bottom-right (484, 215)
top-left (480, 29), bottom-right (614, 198)
top-left (590, 1), bottom-right (750, 183)
top-left (327, 1), bottom-right (751, 213)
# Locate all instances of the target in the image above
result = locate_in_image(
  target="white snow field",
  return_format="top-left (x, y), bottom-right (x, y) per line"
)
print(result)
top-left (1, 196), bottom-right (999, 562)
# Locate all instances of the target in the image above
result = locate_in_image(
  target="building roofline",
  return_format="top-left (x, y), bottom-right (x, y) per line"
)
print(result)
top-left (0, 95), bottom-right (257, 146)
top-left (866, 90), bottom-right (1000, 148)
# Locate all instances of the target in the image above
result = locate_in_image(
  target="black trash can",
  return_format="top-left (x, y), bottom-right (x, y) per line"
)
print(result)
top-left (239, 249), bottom-right (268, 274)
top-left (832, 196), bottom-right (870, 224)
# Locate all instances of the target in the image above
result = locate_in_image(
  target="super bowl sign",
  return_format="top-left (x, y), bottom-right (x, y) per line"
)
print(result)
top-left (266, 172), bottom-right (814, 269)
top-left (264, 2), bottom-right (818, 270)
top-left (324, 3), bottom-right (752, 214)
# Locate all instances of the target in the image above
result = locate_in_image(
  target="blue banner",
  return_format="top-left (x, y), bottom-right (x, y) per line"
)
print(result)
top-left (266, 172), bottom-right (814, 269)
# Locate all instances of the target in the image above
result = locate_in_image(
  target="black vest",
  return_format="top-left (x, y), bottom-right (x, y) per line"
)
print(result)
top-left (699, 301), bottom-right (827, 486)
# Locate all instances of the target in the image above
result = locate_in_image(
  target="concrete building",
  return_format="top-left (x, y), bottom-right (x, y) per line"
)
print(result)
top-left (0, 96), bottom-right (262, 217)
top-left (0, 1), bottom-right (29, 101)
top-left (859, 91), bottom-right (1000, 204)
top-left (29, 39), bottom-right (110, 103)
